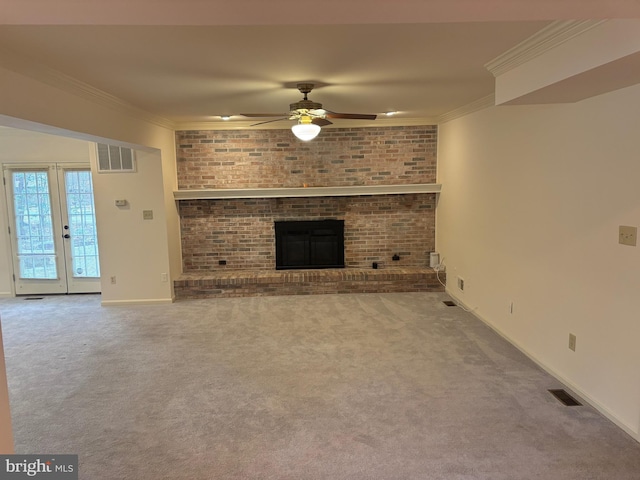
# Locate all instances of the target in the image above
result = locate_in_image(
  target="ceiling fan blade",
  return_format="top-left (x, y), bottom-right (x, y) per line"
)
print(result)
top-left (241, 113), bottom-right (288, 118)
top-left (325, 112), bottom-right (377, 120)
top-left (313, 118), bottom-right (332, 127)
top-left (250, 117), bottom-right (288, 127)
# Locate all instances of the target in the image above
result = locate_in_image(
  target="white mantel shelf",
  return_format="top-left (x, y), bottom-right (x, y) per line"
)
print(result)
top-left (174, 184), bottom-right (442, 200)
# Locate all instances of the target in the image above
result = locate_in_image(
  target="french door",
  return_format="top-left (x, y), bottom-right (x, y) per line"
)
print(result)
top-left (3, 164), bottom-right (101, 295)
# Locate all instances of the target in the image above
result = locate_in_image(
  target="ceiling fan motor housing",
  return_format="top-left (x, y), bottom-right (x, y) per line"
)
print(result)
top-left (289, 99), bottom-right (323, 113)
top-left (289, 82), bottom-right (324, 117)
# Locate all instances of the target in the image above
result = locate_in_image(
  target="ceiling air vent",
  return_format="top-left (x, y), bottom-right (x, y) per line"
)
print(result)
top-left (96, 143), bottom-right (136, 173)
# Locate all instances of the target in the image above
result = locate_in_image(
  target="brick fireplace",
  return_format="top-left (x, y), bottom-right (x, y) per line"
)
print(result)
top-left (174, 125), bottom-right (444, 298)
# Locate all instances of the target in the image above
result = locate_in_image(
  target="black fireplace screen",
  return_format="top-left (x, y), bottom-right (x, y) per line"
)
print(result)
top-left (275, 220), bottom-right (345, 270)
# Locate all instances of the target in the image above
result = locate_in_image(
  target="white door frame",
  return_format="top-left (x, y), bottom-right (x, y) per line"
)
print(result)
top-left (2, 163), bottom-right (101, 295)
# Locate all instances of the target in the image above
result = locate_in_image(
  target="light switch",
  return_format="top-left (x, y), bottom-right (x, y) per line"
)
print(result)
top-left (143, 210), bottom-right (153, 220)
top-left (619, 225), bottom-right (637, 246)
top-left (115, 199), bottom-right (127, 207)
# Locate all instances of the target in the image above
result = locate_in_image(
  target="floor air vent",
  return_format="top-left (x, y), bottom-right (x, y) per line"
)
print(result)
top-left (25, 297), bottom-right (44, 301)
top-left (549, 389), bottom-right (582, 406)
top-left (443, 300), bottom-right (456, 307)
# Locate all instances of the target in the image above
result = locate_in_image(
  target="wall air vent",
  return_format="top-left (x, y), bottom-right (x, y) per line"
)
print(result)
top-left (96, 143), bottom-right (136, 173)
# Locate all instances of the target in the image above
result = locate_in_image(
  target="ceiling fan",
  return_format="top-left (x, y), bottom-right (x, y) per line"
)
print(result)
top-left (240, 83), bottom-right (377, 141)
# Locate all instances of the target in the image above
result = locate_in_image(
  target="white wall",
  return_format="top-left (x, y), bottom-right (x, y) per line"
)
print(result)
top-left (92, 148), bottom-right (173, 304)
top-left (0, 63), bottom-right (180, 303)
top-left (0, 316), bottom-right (14, 453)
top-left (0, 128), bottom-right (91, 163)
top-left (437, 83), bottom-right (640, 441)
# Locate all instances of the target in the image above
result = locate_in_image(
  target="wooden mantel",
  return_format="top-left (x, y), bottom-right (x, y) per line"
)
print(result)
top-left (173, 183), bottom-right (441, 200)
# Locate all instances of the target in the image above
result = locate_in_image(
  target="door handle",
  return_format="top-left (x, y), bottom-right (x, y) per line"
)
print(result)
top-left (63, 234), bottom-right (70, 239)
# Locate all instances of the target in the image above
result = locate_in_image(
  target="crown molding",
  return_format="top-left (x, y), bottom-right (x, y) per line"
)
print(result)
top-left (438, 94), bottom-right (495, 124)
top-left (0, 47), bottom-right (176, 131)
top-left (485, 19), bottom-right (607, 77)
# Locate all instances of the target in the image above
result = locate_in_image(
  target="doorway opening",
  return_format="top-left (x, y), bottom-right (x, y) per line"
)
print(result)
top-left (3, 163), bottom-right (101, 295)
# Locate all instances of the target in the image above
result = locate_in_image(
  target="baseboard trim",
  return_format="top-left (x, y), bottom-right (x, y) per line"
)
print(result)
top-left (101, 298), bottom-right (175, 306)
top-left (446, 288), bottom-right (640, 444)
top-left (0, 292), bottom-right (13, 299)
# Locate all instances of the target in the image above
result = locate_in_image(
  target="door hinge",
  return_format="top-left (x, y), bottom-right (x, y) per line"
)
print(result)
top-left (7, 226), bottom-right (10, 235)
top-left (12, 274), bottom-right (15, 281)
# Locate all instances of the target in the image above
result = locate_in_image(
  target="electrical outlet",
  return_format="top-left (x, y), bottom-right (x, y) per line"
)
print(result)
top-left (143, 210), bottom-right (154, 220)
top-left (110, 276), bottom-right (117, 285)
top-left (619, 225), bottom-right (637, 246)
top-left (160, 273), bottom-right (168, 282)
top-left (457, 276), bottom-right (465, 291)
top-left (569, 333), bottom-right (576, 352)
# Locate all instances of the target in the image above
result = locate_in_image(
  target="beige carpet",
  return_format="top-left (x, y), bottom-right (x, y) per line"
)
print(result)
top-left (1, 292), bottom-right (639, 479)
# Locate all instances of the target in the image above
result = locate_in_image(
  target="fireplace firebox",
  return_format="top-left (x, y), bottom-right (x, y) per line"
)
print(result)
top-left (275, 220), bottom-right (345, 270)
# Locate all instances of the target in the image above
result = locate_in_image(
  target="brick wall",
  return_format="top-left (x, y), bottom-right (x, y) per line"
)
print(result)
top-left (179, 194), bottom-right (436, 271)
top-left (176, 125), bottom-right (438, 273)
top-left (176, 126), bottom-right (437, 189)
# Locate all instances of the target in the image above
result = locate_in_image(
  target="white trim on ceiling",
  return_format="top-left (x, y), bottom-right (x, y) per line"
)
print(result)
top-left (437, 20), bottom-right (608, 123)
top-left (0, 47), bottom-right (176, 131)
top-left (484, 19), bottom-right (606, 77)
top-left (437, 94), bottom-right (496, 124)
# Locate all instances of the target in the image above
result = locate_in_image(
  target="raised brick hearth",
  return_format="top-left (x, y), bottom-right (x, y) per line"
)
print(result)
top-left (175, 267), bottom-right (444, 299)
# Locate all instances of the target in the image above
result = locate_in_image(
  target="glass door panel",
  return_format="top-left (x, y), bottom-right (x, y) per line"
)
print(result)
top-left (59, 167), bottom-right (101, 293)
top-left (14, 171), bottom-right (58, 279)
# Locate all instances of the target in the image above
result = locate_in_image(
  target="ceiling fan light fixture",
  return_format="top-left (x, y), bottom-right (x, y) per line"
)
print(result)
top-left (291, 117), bottom-right (321, 141)
top-left (243, 83), bottom-right (375, 132)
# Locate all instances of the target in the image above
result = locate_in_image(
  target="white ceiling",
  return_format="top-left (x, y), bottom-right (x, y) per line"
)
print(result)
top-left (0, 1), bottom-right (639, 130)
